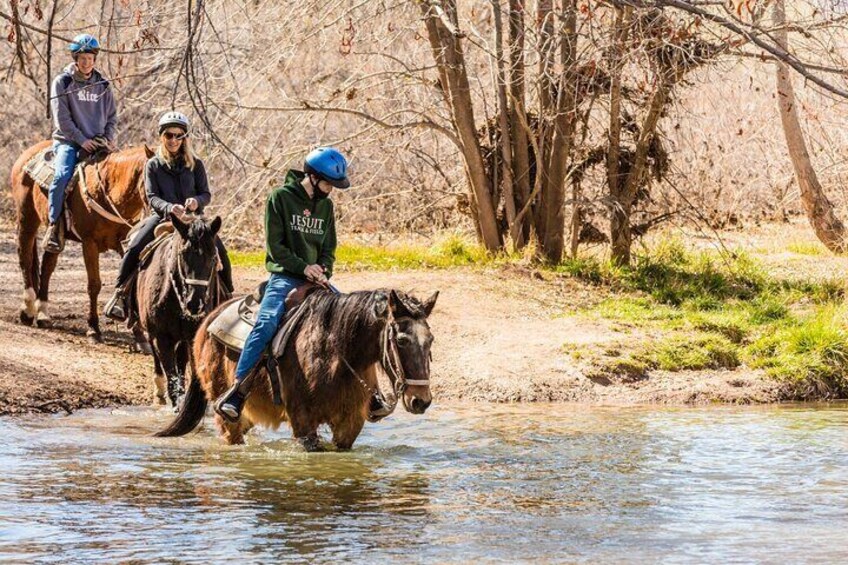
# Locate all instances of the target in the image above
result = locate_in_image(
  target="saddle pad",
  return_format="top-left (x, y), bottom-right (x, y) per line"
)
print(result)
top-left (208, 295), bottom-right (261, 352)
top-left (25, 147), bottom-right (84, 198)
top-left (24, 148), bottom-right (57, 191)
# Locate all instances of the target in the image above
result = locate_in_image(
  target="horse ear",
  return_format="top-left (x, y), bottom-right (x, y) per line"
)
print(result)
top-left (388, 289), bottom-right (413, 318)
top-left (373, 291), bottom-right (389, 319)
top-left (144, 144), bottom-right (155, 158)
top-left (171, 212), bottom-right (189, 239)
top-left (209, 216), bottom-right (222, 236)
top-left (423, 291), bottom-right (439, 317)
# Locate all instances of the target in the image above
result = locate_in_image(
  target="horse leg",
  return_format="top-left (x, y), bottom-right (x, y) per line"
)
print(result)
top-left (175, 341), bottom-right (189, 402)
top-left (289, 413), bottom-right (323, 452)
top-left (331, 415), bottom-right (366, 451)
top-left (152, 348), bottom-right (166, 406)
top-left (213, 413), bottom-right (253, 445)
top-left (16, 221), bottom-right (39, 325)
top-left (35, 249), bottom-right (60, 329)
top-left (131, 324), bottom-right (153, 355)
top-left (81, 239), bottom-right (102, 341)
top-left (152, 336), bottom-right (180, 408)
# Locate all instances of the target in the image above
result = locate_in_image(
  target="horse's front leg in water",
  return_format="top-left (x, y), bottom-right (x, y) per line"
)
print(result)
top-left (151, 350), bottom-right (166, 406)
top-left (174, 341), bottom-right (190, 402)
top-left (151, 336), bottom-right (180, 408)
top-left (331, 416), bottom-right (365, 451)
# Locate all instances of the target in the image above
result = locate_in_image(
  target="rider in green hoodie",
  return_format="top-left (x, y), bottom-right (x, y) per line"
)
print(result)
top-left (214, 147), bottom-right (347, 422)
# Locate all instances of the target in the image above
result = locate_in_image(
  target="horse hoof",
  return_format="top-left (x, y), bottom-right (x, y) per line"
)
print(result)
top-left (19, 311), bottom-right (34, 326)
top-left (87, 331), bottom-right (103, 344)
top-left (35, 318), bottom-right (52, 329)
top-left (134, 340), bottom-right (153, 356)
top-left (173, 395), bottom-right (185, 413)
top-left (154, 394), bottom-right (167, 406)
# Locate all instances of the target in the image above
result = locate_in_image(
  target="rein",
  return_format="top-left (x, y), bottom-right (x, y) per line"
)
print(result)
top-left (80, 156), bottom-right (141, 227)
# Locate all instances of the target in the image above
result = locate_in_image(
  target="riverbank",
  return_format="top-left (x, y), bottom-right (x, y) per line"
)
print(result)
top-left (1, 220), bottom-right (846, 415)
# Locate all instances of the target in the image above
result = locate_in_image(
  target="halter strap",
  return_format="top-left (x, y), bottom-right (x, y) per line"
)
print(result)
top-left (168, 244), bottom-right (217, 319)
top-left (381, 317), bottom-right (430, 393)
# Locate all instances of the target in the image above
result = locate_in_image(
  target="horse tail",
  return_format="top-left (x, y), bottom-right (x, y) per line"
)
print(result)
top-left (154, 352), bottom-right (207, 437)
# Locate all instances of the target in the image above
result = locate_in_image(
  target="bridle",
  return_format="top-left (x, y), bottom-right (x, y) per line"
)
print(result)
top-left (168, 240), bottom-right (217, 320)
top-left (381, 315), bottom-right (430, 396)
top-left (340, 313), bottom-right (431, 411)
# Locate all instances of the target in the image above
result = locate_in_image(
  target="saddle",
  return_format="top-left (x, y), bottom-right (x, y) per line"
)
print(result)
top-left (207, 281), bottom-right (322, 352)
top-left (23, 139), bottom-right (111, 195)
top-left (24, 140), bottom-right (115, 243)
top-left (208, 281), bottom-right (323, 406)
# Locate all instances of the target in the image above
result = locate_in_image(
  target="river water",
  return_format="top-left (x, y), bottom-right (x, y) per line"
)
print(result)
top-left (0, 403), bottom-right (847, 563)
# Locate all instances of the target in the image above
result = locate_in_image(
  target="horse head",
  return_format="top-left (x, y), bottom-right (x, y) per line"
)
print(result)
top-left (374, 289), bottom-right (439, 415)
top-left (170, 213), bottom-right (222, 318)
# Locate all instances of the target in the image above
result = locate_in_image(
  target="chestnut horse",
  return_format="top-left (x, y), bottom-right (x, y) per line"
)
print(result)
top-left (157, 289), bottom-right (438, 450)
top-left (10, 141), bottom-right (152, 341)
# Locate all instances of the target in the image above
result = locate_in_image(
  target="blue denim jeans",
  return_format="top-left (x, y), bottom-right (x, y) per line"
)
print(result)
top-left (47, 141), bottom-right (79, 224)
top-left (234, 273), bottom-right (302, 380)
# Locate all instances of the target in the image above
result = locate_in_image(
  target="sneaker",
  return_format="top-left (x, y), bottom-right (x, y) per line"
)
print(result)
top-left (104, 290), bottom-right (127, 321)
top-left (43, 223), bottom-right (63, 254)
top-left (214, 384), bottom-right (244, 423)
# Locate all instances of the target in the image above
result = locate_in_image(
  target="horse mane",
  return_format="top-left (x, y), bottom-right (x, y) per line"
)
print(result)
top-left (289, 289), bottom-right (427, 364)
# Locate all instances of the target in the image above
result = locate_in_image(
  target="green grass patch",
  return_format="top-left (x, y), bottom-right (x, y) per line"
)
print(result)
top-left (596, 296), bottom-right (683, 326)
top-left (744, 305), bottom-right (848, 397)
top-left (786, 241), bottom-right (828, 256)
top-left (635, 333), bottom-right (740, 371)
top-left (564, 237), bottom-right (848, 397)
top-left (229, 233), bottom-right (499, 271)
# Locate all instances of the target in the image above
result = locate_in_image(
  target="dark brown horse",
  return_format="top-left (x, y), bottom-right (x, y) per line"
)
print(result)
top-left (157, 288), bottom-right (438, 450)
top-left (10, 141), bottom-right (152, 341)
top-left (134, 214), bottom-right (223, 407)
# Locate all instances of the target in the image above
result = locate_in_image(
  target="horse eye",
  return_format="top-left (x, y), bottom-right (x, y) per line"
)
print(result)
top-left (396, 334), bottom-right (412, 345)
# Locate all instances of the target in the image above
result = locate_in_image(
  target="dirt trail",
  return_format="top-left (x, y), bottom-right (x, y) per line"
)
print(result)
top-left (0, 222), bottom-right (784, 416)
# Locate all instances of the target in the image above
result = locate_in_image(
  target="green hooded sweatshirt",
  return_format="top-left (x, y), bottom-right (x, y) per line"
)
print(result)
top-left (265, 170), bottom-right (337, 279)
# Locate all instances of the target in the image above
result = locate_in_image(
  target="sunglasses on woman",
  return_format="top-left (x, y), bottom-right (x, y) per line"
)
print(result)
top-left (163, 131), bottom-right (187, 141)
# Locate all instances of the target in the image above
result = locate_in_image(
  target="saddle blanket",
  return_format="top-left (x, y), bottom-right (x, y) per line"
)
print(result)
top-left (23, 147), bottom-right (68, 193)
top-left (207, 282), bottom-right (321, 352)
top-left (207, 294), bottom-right (262, 352)
top-left (24, 143), bottom-right (110, 194)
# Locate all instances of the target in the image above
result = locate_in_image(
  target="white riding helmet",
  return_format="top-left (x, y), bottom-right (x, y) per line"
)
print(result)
top-left (158, 111), bottom-right (190, 134)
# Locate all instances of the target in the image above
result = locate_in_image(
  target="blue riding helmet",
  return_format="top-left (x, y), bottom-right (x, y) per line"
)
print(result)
top-left (69, 34), bottom-right (100, 56)
top-left (304, 147), bottom-right (351, 189)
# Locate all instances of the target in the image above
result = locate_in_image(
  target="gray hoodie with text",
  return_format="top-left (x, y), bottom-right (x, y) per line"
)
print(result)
top-left (50, 63), bottom-right (117, 146)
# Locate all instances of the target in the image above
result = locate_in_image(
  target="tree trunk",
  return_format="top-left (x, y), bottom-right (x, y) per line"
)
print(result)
top-left (607, 6), bottom-right (629, 265)
top-left (420, 0), bottom-right (502, 252)
top-left (492, 0), bottom-right (518, 248)
top-left (539, 0), bottom-right (577, 263)
top-left (508, 0), bottom-right (531, 247)
top-left (533, 0), bottom-right (556, 240)
top-left (773, 0), bottom-right (846, 252)
top-left (570, 179), bottom-right (581, 257)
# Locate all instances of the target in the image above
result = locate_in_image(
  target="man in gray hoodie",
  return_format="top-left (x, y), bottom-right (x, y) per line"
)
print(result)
top-left (43, 33), bottom-right (117, 253)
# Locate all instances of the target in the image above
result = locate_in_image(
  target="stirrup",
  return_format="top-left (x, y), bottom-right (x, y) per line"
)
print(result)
top-left (104, 291), bottom-right (127, 321)
top-left (214, 383), bottom-right (244, 423)
top-left (43, 223), bottom-right (63, 254)
top-left (367, 391), bottom-right (394, 423)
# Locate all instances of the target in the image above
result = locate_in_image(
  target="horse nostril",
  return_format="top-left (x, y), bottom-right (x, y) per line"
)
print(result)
top-left (411, 397), bottom-right (431, 412)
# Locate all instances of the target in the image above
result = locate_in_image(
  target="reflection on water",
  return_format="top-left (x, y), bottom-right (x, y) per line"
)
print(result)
top-left (1, 403), bottom-right (848, 562)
